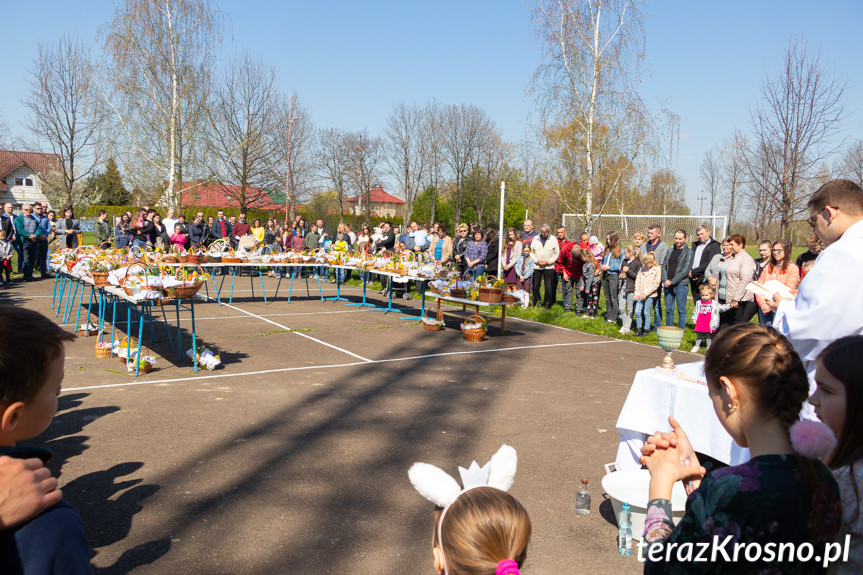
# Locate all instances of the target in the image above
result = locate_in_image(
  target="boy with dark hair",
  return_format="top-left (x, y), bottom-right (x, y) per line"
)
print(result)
top-left (0, 305), bottom-right (91, 574)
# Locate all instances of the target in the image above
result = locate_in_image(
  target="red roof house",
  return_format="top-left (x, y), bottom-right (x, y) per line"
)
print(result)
top-left (346, 185), bottom-right (404, 218)
top-left (0, 150), bottom-right (62, 207)
top-left (177, 181), bottom-right (291, 212)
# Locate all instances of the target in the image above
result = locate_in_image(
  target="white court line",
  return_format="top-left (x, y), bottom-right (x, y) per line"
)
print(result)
top-left (200, 297), bottom-right (373, 363)
top-left (65, 339), bottom-right (623, 391)
top-left (58, 308), bottom-right (369, 328)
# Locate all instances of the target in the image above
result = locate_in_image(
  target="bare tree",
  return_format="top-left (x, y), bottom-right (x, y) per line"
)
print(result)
top-left (270, 93), bottom-right (314, 225)
top-left (100, 0), bottom-right (221, 208)
top-left (208, 52), bottom-right (277, 213)
top-left (384, 101), bottom-right (427, 223)
top-left (836, 139), bottom-right (863, 186)
top-left (745, 38), bottom-right (846, 237)
top-left (419, 100), bottom-right (447, 224)
top-left (465, 128), bottom-right (508, 225)
top-left (699, 147), bottom-right (721, 215)
top-left (318, 127), bottom-right (352, 222)
top-left (23, 34), bottom-right (106, 209)
top-left (529, 0), bottom-right (662, 227)
top-left (720, 130), bottom-right (748, 228)
top-left (344, 130), bottom-right (382, 224)
top-left (0, 113), bottom-right (10, 148)
top-left (443, 104), bottom-right (492, 224)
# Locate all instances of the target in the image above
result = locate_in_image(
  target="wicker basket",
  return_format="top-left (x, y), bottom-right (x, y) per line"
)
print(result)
top-left (91, 272), bottom-right (110, 287)
top-left (460, 314), bottom-right (486, 342)
top-left (450, 288), bottom-right (467, 299)
top-left (163, 282), bottom-right (203, 300)
top-left (421, 308), bottom-right (444, 331)
top-left (478, 287), bottom-right (503, 303)
top-left (117, 337), bottom-right (139, 362)
top-left (78, 325), bottom-right (99, 336)
top-left (502, 293), bottom-right (519, 303)
top-left (94, 335), bottom-right (113, 358)
top-left (427, 284), bottom-right (439, 295)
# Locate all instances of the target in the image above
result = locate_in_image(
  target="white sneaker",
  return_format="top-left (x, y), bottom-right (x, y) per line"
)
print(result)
top-left (691, 345), bottom-right (700, 353)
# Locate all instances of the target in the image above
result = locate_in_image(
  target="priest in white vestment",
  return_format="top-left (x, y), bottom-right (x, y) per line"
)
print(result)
top-left (773, 179), bottom-right (863, 377)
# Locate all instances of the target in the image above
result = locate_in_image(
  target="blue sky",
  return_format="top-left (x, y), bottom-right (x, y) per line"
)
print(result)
top-left (2, 1), bottom-right (861, 214)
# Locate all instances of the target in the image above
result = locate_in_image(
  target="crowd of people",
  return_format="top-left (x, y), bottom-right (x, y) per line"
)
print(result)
top-left (0, 179), bottom-right (862, 573)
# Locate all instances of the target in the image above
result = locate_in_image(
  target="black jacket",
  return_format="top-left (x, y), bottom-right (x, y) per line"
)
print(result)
top-left (690, 238), bottom-right (721, 284)
top-left (485, 239), bottom-right (499, 276)
top-left (189, 222), bottom-right (205, 246)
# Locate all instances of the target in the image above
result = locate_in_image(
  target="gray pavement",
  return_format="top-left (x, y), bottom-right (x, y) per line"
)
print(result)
top-left (2, 277), bottom-right (698, 574)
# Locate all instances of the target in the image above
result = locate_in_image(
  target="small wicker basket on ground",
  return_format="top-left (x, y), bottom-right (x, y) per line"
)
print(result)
top-left (94, 330), bottom-right (113, 358)
top-left (78, 325), bottom-right (99, 336)
top-left (461, 313), bottom-right (486, 342)
top-left (421, 308), bottom-right (444, 331)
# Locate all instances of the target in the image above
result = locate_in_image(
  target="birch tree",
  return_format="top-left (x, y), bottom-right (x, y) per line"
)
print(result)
top-left (529, 0), bottom-right (660, 226)
top-left (100, 0), bottom-right (221, 208)
top-left (384, 101), bottom-right (427, 223)
top-left (24, 34), bottom-right (106, 209)
top-left (745, 38), bottom-right (846, 237)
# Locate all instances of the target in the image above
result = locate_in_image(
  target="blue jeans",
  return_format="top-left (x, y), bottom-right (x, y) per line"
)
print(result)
top-left (758, 309), bottom-right (775, 325)
top-left (465, 265), bottom-right (486, 280)
top-left (132, 238), bottom-right (147, 248)
top-left (665, 284), bottom-right (689, 328)
top-left (634, 297), bottom-right (655, 331)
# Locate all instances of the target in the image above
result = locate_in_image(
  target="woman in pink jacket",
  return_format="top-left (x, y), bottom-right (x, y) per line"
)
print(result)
top-left (754, 239), bottom-right (801, 325)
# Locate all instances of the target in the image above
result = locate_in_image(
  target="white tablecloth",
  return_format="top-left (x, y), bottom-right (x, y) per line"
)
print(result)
top-left (615, 362), bottom-right (750, 470)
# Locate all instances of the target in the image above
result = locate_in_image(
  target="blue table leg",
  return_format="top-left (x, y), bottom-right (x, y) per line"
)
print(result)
top-left (228, 267), bottom-right (236, 305)
top-left (110, 297), bottom-right (117, 346)
top-left (74, 285), bottom-right (89, 333)
top-left (145, 305), bottom-right (156, 342)
top-left (258, 268), bottom-right (268, 304)
top-left (176, 299), bottom-right (182, 362)
top-left (136, 305), bottom-right (144, 377)
top-left (55, 275), bottom-right (67, 317)
top-left (271, 273), bottom-right (283, 303)
top-left (314, 275), bottom-right (324, 302)
top-left (210, 271), bottom-right (222, 305)
top-left (64, 280), bottom-right (79, 323)
top-left (400, 280), bottom-right (426, 320)
top-left (372, 276), bottom-right (405, 315)
top-left (82, 286), bottom-right (95, 337)
top-left (191, 298), bottom-right (197, 372)
top-left (288, 273), bottom-right (294, 303)
top-left (326, 269), bottom-right (349, 302)
top-left (125, 302), bottom-right (132, 371)
top-left (51, 273), bottom-right (60, 309)
top-left (346, 270), bottom-right (376, 308)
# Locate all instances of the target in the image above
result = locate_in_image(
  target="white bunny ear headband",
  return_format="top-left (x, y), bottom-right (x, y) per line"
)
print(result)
top-left (409, 445), bottom-right (519, 575)
top-left (408, 444), bottom-right (518, 508)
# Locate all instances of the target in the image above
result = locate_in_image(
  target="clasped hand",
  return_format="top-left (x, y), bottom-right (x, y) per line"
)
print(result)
top-left (640, 416), bottom-right (706, 496)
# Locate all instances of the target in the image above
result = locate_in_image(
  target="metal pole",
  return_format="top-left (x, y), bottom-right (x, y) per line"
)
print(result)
top-left (498, 181), bottom-right (505, 281)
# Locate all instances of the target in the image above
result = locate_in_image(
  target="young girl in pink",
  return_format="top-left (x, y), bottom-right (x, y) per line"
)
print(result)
top-left (170, 223), bottom-right (188, 250)
top-left (690, 284), bottom-right (732, 352)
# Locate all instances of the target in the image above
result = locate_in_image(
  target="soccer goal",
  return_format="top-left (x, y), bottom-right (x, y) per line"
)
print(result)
top-left (562, 214), bottom-right (728, 245)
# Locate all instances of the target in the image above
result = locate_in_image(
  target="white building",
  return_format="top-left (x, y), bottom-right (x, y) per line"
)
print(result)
top-left (0, 150), bottom-right (61, 210)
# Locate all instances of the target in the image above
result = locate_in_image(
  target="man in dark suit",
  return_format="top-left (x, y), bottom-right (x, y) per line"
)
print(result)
top-left (689, 225), bottom-right (721, 304)
top-left (212, 209), bottom-right (232, 242)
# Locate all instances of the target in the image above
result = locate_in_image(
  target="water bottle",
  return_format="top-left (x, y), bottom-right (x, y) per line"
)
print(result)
top-left (574, 478), bottom-right (591, 516)
top-left (618, 502), bottom-right (632, 556)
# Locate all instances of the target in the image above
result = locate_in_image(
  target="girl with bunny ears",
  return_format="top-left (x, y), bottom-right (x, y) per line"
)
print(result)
top-left (409, 445), bottom-right (531, 575)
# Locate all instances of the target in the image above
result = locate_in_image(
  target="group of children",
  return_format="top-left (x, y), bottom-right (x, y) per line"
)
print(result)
top-left (2, 303), bottom-right (861, 573)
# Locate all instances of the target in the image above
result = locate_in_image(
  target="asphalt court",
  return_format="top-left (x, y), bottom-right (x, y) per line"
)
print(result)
top-left (2, 276), bottom-right (697, 574)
